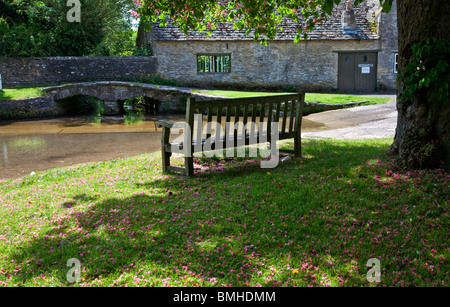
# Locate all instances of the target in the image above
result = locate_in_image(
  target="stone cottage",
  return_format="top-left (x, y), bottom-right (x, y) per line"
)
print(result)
top-left (147, 0), bottom-right (398, 92)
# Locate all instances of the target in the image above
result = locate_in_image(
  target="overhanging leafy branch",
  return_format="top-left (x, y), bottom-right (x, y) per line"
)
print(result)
top-left (398, 38), bottom-right (450, 104)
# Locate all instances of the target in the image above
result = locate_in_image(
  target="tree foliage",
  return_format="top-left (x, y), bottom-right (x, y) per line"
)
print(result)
top-left (398, 37), bottom-right (450, 105)
top-left (0, 16), bottom-right (9, 35)
top-left (0, 0), bottom-right (137, 56)
top-left (137, 0), bottom-right (392, 44)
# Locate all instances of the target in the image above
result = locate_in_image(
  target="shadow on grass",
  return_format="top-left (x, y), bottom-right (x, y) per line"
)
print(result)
top-left (8, 139), bottom-right (448, 286)
top-left (0, 93), bottom-right (14, 101)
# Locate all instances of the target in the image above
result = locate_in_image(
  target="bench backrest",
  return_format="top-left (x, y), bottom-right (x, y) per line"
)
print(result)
top-left (186, 92), bottom-right (305, 143)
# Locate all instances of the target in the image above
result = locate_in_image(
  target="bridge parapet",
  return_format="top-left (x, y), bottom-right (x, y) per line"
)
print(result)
top-left (41, 81), bottom-right (195, 113)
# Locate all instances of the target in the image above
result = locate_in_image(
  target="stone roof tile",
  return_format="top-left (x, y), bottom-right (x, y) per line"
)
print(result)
top-left (152, 1), bottom-right (379, 41)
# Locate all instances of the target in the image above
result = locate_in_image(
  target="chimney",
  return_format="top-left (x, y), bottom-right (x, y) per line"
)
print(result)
top-left (346, 0), bottom-right (353, 10)
top-left (342, 1), bottom-right (358, 34)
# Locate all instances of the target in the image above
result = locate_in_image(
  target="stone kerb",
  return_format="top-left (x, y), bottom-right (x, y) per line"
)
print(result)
top-left (303, 100), bottom-right (370, 115)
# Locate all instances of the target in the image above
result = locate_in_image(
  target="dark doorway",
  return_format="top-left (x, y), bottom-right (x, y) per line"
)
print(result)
top-left (338, 52), bottom-right (378, 91)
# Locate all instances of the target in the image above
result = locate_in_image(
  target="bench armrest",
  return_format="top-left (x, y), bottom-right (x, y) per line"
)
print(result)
top-left (157, 120), bottom-right (176, 129)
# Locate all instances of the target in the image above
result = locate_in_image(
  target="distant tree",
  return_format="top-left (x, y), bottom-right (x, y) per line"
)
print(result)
top-left (134, 20), bottom-right (152, 55)
top-left (0, 0), bottom-right (137, 56)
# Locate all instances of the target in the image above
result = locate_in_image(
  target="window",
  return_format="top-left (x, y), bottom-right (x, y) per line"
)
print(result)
top-left (197, 55), bottom-right (231, 73)
top-left (393, 53), bottom-right (398, 74)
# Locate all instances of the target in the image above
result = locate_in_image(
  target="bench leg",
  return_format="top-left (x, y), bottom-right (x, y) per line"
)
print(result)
top-left (294, 134), bottom-right (301, 158)
top-left (185, 156), bottom-right (194, 177)
top-left (161, 127), bottom-right (172, 173)
top-left (162, 151), bottom-right (172, 173)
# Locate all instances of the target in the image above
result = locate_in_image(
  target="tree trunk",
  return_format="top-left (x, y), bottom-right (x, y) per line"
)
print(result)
top-left (388, 0), bottom-right (450, 171)
top-left (135, 21), bottom-right (153, 53)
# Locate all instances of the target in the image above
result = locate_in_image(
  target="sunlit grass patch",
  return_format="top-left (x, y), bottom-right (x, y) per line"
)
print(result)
top-left (0, 87), bottom-right (46, 100)
top-left (305, 93), bottom-right (392, 105)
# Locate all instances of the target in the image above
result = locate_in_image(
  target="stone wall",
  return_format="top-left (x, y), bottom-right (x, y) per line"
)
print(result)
top-left (0, 56), bottom-right (158, 87)
top-left (377, 0), bottom-right (398, 90)
top-left (0, 96), bottom-right (64, 119)
top-left (154, 39), bottom-right (383, 91)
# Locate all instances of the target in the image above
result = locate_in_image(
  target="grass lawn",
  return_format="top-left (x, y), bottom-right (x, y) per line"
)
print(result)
top-left (0, 138), bottom-right (447, 287)
top-left (193, 90), bottom-right (393, 105)
top-left (0, 87), bottom-right (46, 100)
top-left (305, 93), bottom-right (392, 105)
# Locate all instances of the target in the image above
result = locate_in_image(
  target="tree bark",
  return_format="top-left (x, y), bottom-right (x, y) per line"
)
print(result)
top-left (388, 0), bottom-right (450, 171)
top-left (135, 21), bottom-right (153, 53)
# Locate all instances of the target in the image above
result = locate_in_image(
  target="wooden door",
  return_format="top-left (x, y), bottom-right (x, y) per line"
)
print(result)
top-left (338, 52), bottom-right (378, 91)
top-left (354, 53), bottom-right (377, 91)
top-left (338, 53), bottom-right (355, 91)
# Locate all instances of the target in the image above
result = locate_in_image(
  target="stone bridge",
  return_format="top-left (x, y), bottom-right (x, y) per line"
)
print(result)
top-left (1, 81), bottom-right (227, 119)
top-left (41, 81), bottom-right (197, 115)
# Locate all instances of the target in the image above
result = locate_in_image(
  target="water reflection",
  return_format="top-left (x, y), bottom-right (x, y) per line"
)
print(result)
top-left (85, 97), bottom-right (145, 125)
top-left (7, 137), bottom-right (46, 149)
top-left (2, 137), bottom-right (47, 167)
top-left (123, 105), bottom-right (144, 125)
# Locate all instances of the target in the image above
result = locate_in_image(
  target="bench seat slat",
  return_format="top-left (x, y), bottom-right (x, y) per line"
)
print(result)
top-left (281, 101), bottom-right (288, 134)
top-left (289, 100), bottom-right (295, 133)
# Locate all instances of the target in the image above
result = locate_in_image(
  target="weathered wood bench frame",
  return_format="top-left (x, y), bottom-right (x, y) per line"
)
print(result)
top-left (157, 92), bottom-right (305, 176)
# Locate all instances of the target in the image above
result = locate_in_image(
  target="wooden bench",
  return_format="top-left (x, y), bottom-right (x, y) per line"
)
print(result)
top-left (157, 92), bottom-right (305, 176)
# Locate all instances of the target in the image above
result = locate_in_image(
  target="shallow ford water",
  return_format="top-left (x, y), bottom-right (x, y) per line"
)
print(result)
top-left (0, 115), bottom-right (326, 180)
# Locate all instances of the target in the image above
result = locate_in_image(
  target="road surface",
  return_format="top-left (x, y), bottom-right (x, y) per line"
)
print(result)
top-left (302, 98), bottom-right (397, 139)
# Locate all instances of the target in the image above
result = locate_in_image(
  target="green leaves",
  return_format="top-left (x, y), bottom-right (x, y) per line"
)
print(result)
top-left (0, 0), bottom-right (137, 56)
top-left (322, 0), bottom-right (341, 15)
top-left (380, 0), bottom-right (393, 13)
top-left (398, 38), bottom-right (450, 105)
top-left (0, 17), bottom-right (9, 35)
